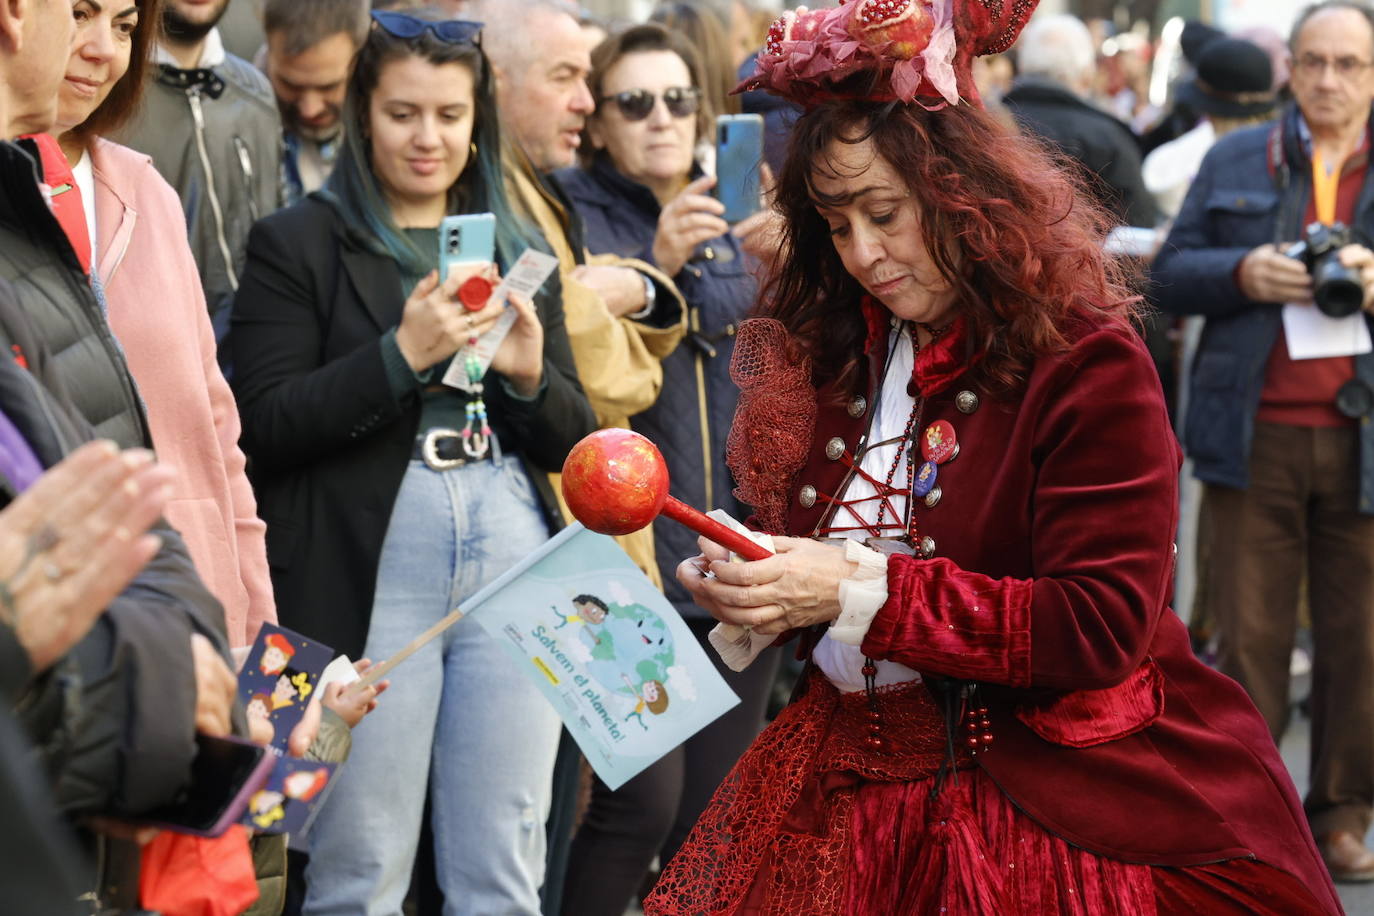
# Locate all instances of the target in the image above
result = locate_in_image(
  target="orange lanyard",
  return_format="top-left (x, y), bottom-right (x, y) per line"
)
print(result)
top-left (1312, 149), bottom-right (1342, 225)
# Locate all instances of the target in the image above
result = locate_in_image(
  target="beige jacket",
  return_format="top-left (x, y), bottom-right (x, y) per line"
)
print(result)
top-left (508, 166), bottom-right (685, 585)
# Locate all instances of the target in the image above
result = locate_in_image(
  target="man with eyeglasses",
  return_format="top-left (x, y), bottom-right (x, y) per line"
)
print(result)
top-left (1153, 0), bottom-right (1374, 883)
top-left (470, 0), bottom-right (684, 574)
top-left (466, 3), bottom-right (686, 912)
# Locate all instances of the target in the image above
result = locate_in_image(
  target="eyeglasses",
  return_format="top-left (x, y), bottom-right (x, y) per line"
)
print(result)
top-left (370, 11), bottom-right (483, 45)
top-left (1295, 53), bottom-right (1373, 79)
top-left (599, 87), bottom-right (701, 122)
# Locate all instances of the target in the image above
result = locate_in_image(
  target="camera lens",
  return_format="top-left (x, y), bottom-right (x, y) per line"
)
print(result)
top-left (1313, 253), bottom-right (1364, 318)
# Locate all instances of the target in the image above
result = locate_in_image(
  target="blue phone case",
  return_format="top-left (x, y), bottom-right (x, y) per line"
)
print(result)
top-left (439, 213), bottom-right (496, 279)
top-left (715, 114), bottom-right (764, 223)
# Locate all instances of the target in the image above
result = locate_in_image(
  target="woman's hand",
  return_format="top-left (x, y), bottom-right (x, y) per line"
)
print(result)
top-left (676, 535), bottom-right (859, 635)
top-left (487, 292), bottom-right (544, 396)
top-left (652, 175), bottom-right (730, 278)
top-left (394, 263), bottom-right (500, 372)
top-left (0, 441), bottom-right (174, 675)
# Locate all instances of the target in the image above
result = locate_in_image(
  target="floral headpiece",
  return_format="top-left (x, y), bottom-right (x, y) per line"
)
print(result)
top-left (738, 0), bottom-right (1038, 110)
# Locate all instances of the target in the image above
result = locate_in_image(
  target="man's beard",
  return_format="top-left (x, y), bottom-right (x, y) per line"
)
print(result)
top-left (284, 105), bottom-right (344, 144)
top-left (163, 1), bottom-right (231, 45)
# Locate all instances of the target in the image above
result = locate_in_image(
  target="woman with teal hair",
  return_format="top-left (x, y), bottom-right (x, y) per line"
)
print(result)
top-left (230, 11), bottom-right (595, 913)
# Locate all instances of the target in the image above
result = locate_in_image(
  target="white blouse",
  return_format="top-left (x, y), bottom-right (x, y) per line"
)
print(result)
top-left (811, 324), bottom-right (920, 693)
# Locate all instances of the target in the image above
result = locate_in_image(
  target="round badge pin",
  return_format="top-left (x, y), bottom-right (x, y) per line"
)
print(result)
top-left (921, 420), bottom-right (959, 464)
top-left (458, 275), bottom-right (493, 312)
top-left (912, 460), bottom-right (938, 498)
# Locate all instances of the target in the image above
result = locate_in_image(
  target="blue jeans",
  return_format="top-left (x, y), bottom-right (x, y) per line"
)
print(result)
top-left (303, 458), bottom-right (561, 916)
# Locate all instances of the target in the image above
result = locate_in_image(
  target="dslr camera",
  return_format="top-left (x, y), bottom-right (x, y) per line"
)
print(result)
top-left (1285, 222), bottom-right (1366, 318)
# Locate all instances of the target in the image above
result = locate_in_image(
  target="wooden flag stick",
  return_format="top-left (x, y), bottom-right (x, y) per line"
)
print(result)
top-left (350, 607), bottom-right (464, 691)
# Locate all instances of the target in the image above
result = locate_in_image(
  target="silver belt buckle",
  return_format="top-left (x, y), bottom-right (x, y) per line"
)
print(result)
top-left (421, 428), bottom-right (465, 471)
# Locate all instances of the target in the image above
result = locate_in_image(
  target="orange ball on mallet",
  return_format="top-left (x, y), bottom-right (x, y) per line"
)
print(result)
top-left (560, 429), bottom-right (772, 561)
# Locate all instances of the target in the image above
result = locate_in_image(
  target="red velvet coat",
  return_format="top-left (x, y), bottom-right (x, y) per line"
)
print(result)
top-left (773, 313), bottom-right (1340, 912)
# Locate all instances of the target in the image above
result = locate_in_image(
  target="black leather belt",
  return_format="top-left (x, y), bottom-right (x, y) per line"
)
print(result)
top-left (412, 428), bottom-right (489, 470)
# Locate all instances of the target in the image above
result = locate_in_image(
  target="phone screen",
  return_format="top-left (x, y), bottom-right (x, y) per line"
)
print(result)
top-left (140, 734), bottom-right (270, 834)
top-left (716, 114), bottom-right (764, 223)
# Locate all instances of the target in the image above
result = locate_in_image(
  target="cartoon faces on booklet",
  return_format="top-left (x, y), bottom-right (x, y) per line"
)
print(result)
top-left (283, 767), bottom-right (330, 803)
top-left (271, 668), bottom-right (314, 711)
top-left (249, 788), bottom-right (288, 831)
top-left (259, 632), bottom-right (295, 675)
top-left (244, 759), bottom-right (338, 834)
top-left (247, 692), bottom-right (275, 744)
top-left (239, 624), bottom-right (333, 750)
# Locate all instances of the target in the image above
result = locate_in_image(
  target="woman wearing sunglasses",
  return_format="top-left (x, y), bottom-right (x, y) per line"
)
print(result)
top-left (554, 24), bottom-right (778, 916)
top-left (230, 12), bottom-right (595, 914)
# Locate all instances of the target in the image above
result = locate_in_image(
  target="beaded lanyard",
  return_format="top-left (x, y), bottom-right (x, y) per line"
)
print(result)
top-left (457, 275), bottom-right (494, 459)
top-left (459, 346), bottom-right (491, 459)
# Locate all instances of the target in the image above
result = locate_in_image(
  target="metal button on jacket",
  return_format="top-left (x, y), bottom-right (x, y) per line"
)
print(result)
top-left (923, 486), bottom-right (942, 508)
top-left (825, 437), bottom-right (845, 460)
top-left (799, 484), bottom-right (817, 508)
top-left (955, 390), bottom-right (980, 414)
top-left (848, 395), bottom-right (868, 418)
top-left (919, 536), bottom-right (937, 559)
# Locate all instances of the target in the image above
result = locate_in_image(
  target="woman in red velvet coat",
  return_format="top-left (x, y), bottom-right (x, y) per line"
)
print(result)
top-left (642, 2), bottom-right (1343, 915)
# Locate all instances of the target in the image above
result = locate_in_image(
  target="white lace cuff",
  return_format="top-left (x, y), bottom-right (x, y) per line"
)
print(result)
top-left (830, 540), bottom-right (889, 646)
top-left (704, 510), bottom-right (777, 671)
top-left (708, 623), bottom-right (777, 672)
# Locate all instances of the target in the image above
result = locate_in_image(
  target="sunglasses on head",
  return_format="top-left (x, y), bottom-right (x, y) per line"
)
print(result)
top-left (370, 11), bottom-right (483, 45)
top-left (600, 87), bottom-right (701, 122)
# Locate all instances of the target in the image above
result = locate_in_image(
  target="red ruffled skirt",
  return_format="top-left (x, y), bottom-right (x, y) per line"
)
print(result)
top-left (644, 671), bottom-right (1328, 916)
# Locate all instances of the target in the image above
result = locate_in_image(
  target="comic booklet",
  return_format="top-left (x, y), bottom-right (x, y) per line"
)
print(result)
top-left (236, 624), bottom-right (338, 834)
top-left (243, 758), bottom-right (338, 835)
top-left (462, 523), bottom-right (740, 789)
top-left (237, 623), bottom-right (333, 755)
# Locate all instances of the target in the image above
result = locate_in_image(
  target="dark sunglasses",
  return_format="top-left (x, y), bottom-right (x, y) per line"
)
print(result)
top-left (370, 11), bottom-right (483, 44)
top-left (600, 87), bottom-right (701, 122)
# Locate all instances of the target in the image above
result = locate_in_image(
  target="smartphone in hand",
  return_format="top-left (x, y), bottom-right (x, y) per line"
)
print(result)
top-left (439, 212), bottom-right (496, 281)
top-left (715, 114), bottom-right (764, 224)
top-left (139, 734), bottom-right (274, 837)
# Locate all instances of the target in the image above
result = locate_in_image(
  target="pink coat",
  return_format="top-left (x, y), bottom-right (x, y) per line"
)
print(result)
top-left (90, 138), bottom-right (275, 647)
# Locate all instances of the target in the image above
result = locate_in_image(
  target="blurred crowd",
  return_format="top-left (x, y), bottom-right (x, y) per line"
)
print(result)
top-left (2, 0), bottom-right (1372, 914)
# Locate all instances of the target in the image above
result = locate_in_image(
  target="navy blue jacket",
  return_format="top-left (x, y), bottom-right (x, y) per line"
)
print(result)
top-left (556, 155), bottom-right (758, 616)
top-left (1151, 103), bottom-right (1374, 512)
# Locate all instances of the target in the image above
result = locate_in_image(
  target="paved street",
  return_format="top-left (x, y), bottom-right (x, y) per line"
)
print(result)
top-left (1281, 708), bottom-right (1374, 915)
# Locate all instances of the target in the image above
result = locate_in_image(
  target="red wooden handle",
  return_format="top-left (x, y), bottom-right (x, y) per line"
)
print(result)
top-left (660, 496), bottom-right (774, 561)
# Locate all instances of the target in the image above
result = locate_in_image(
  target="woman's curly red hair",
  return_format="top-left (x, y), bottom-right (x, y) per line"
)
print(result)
top-left (763, 99), bottom-right (1139, 397)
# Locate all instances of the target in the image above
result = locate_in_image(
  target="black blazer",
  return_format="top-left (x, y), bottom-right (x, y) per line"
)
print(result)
top-left (230, 197), bottom-right (596, 658)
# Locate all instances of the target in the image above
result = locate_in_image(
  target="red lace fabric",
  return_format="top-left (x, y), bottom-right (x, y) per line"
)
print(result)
top-left (643, 672), bottom-right (1328, 916)
top-left (645, 671), bottom-right (963, 916)
top-left (726, 319), bottom-right (817, 533)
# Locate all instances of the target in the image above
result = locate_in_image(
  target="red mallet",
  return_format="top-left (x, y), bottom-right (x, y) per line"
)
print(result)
top-left (561, 429), bottom-right (772, 561)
